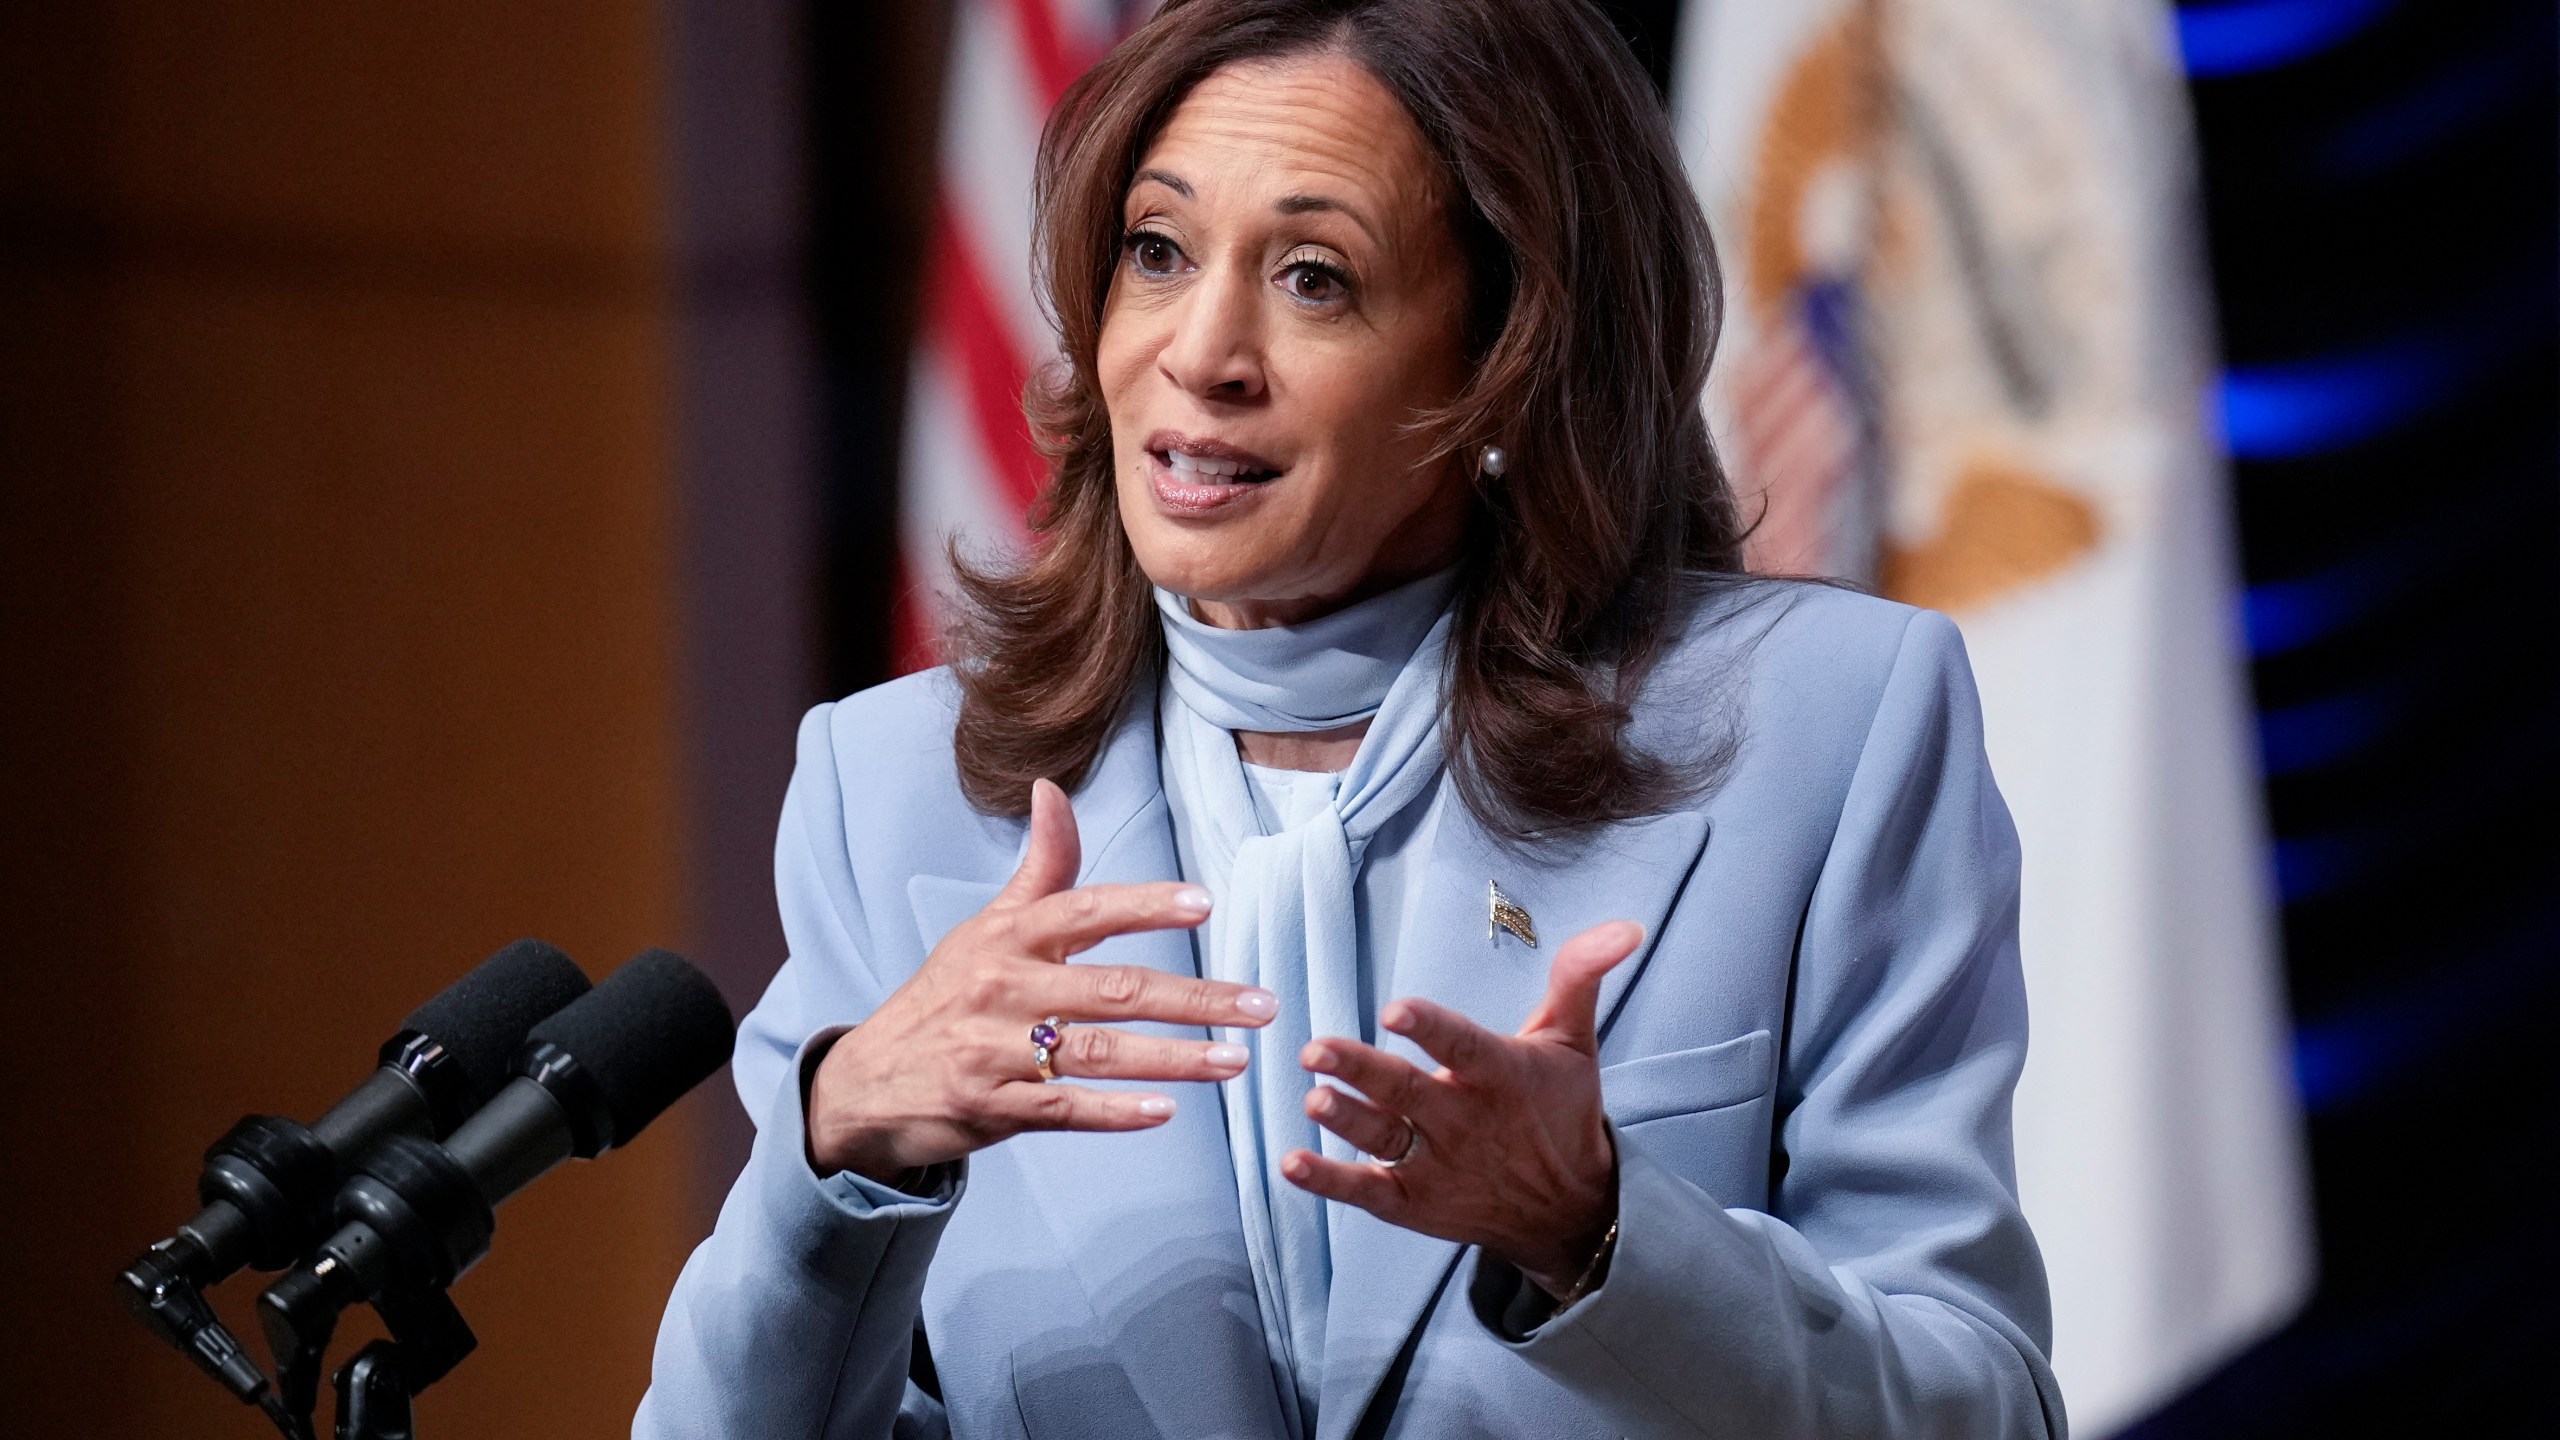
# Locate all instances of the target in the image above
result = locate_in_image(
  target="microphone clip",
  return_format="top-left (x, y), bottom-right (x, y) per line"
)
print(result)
top-left (116, 1238), bottom-right (268, 1405)
top-left (116, 1111), bottom-right (344, 1414)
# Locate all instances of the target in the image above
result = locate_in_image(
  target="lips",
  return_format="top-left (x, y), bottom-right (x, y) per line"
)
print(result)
top-left (1163, 449), bottom-right (1278, 482)
top-left (1148, 431), bottom-right (1281, 480)
top-left (1145, 431), bottom-right (1283, 515)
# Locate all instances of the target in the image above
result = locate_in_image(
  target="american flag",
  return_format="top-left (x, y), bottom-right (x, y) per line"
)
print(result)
top-left (897, 0), bottom-right (1147, 669)
top-left (1721, 284), bottom-right (1870, 581)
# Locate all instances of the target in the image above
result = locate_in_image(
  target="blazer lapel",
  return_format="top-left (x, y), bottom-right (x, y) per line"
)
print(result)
top-left (1314, 782), bottom-right (1710, 1440)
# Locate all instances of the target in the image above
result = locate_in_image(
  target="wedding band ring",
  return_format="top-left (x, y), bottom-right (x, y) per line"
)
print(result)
top-left (1375, 1120), bottom-right (1422, 1169)
top-left (1030, 1016), bottom-right (1064, 1081)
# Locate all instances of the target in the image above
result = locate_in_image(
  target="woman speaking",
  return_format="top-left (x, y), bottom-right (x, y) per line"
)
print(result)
top-left (641, 0), bottom-right (2062, 1434)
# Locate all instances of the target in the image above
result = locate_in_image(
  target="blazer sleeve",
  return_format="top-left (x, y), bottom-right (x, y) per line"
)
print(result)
top-left (1468, 608), bottom-right (2068, 1438)
top-left (636, 703), bottom-right (965, 1440)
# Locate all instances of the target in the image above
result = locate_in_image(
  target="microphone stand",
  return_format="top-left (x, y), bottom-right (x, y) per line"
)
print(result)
top-left (148, 948), bottom-right (731, 1437)
top-left (330, 1287), bottom-right (477, 1440)
top-left (262, 1276), bottom-right (477, 1440)
top-left (333, 1342), bottom-right (417, 1440)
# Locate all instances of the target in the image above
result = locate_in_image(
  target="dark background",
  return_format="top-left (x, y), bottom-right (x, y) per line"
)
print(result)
top-left (2135, 1), bottom-right (2560, 1428)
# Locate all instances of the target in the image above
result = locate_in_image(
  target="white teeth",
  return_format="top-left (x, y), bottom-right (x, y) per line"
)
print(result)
top-left (1166, 450), bottom-right (1258, 480)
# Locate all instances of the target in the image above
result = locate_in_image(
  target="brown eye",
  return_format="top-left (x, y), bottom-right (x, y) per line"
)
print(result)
top-left (1283, 261), bottom-right (1348, 304)
top-left (1126, 232), bottom-right (1184, 276)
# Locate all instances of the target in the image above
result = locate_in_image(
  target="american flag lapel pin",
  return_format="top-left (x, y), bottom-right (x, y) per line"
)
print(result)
top-left (1488, 880), bottom-right (1537, 948)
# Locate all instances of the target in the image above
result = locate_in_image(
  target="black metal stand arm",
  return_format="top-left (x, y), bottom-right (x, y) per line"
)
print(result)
top-left (322, 1288), bottom-right (477, 1440)
top-left (259, 1260), bottom-right (478, 1440)
top-left (334, 1344), bottom-right (415, 1440)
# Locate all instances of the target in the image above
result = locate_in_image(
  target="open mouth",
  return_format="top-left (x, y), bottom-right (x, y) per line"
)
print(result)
top-left (1154, 448), bottom-right (1281, 485)
top-left (1146, 433), bottom-right (1284, 514)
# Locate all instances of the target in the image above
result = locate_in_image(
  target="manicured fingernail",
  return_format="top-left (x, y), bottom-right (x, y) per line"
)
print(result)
top-left (1172, 885), bottom-right (1212, 916)
top-left (1302, 1042), bottom-right (1334, 1070)
top-left (1235, 988), bottom-right (1278, 1020)
top-left (1205, 1043), bottom-right (1249, 1069)
top-left (1137, 1095), bottom-right (1176, 1118)
top-left (1381, 1004), bottom-right (1413, 1032)
top-left (1282, 1153), bottom-right (1310, 1179)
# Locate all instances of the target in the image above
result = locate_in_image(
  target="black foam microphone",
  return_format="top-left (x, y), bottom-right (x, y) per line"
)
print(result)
top-left (259, 949), bottom-right (735, 1338)
top-left (117, 939), bottom-right (591, 1399)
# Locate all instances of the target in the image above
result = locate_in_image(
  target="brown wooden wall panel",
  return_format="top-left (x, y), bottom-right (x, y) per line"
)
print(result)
top-left (1, 4), bottom-right (699, 1435)
top-left (13, 3), bottom-right (663, 258)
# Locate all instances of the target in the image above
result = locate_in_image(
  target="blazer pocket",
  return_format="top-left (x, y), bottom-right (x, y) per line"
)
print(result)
top-left (910, 874), bottom-right (1006, 955)
top-left (1601, 1029), bottom-right (1776, 1128)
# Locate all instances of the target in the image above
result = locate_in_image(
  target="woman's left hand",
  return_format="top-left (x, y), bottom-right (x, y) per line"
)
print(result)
top-left (1283, 920), bottom-right (1643, 1297)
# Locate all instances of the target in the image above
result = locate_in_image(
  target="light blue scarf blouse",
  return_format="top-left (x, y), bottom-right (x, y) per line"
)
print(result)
top-left (1154, 570), bottom-right (1459, 1438)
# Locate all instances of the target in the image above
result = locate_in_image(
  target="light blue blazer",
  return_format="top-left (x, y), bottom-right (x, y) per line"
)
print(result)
top-left (638, 583), bottom-right (2065, 1439)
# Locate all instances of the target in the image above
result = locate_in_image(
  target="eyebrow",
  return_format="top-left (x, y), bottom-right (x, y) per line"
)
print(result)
top-left (1128, 169), bottom-right (1383, 247)
top-left (1276, 192), bottom-right (1381, 245)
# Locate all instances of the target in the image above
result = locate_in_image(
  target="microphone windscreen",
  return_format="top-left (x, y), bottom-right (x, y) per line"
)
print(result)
top-left (525, 949), bottom-right (734, 1148)
top-left (399, 939), bottom-right (593, 1107)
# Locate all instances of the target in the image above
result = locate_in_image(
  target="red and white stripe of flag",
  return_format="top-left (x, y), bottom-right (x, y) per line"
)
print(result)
top-left (897, 0), bottom-right (1144, 670)
top-left (1725, 309), bottom-right (1863, 578)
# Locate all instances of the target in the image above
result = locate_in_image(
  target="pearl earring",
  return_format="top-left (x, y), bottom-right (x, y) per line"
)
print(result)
top-left (1477, 444), bottom-right (1508, 478)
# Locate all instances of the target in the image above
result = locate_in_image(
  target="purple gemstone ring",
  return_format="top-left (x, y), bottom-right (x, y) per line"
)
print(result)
top-left (1030, 1016), bottom-right (1065, 1081)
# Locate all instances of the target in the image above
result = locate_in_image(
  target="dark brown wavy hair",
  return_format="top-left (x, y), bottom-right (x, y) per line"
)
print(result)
top-left (947, 0), bottom-right (1747, 839)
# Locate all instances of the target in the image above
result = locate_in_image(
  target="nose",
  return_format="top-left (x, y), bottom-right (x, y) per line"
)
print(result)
top-left (1156, 266), bottom-right (1265, 401)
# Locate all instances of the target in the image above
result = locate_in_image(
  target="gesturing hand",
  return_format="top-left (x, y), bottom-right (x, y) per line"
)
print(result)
top-left (806, 779), bottom-right (1279, 1185)
top-left (1281, 920), bottom-right (1643, 1297)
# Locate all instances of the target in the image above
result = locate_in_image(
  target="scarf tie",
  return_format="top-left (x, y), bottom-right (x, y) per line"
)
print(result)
top-left (1154, 569), bottom-right (1457, 1436)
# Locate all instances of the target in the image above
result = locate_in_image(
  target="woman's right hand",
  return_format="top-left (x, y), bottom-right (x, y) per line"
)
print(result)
top-left (806, 778), bottom-right (1274, 1184)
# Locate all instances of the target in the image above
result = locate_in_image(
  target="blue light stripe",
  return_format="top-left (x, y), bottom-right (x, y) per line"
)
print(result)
top-left (2176, 0), bottom-right (2399, 79)
top-left (2273, 825), bottom-right (2387, 902)
top-left (2272, 716), bottom-right (2557, 901)
top-left (2320, 25), bottom-right (2549, 179)
top-left (2243, 473), bottom-right (2536, 657)
top-left (2292, 896), bottom-right (2560, 1113)
top-left (2257, 682), bottom-right (2409, 777)
top-left (2243, 545), bottom-right (2422, 656)
top-left (2218, 330), bottom-right (2479, 460)
top-left (2218, 269), bottom-right (2555, 462)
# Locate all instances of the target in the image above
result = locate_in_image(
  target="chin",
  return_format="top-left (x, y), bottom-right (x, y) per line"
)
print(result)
top-left (1129, 542), bottom-right (1282, 604)
top-left (1118, 502), bottom-right (1280, 601)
